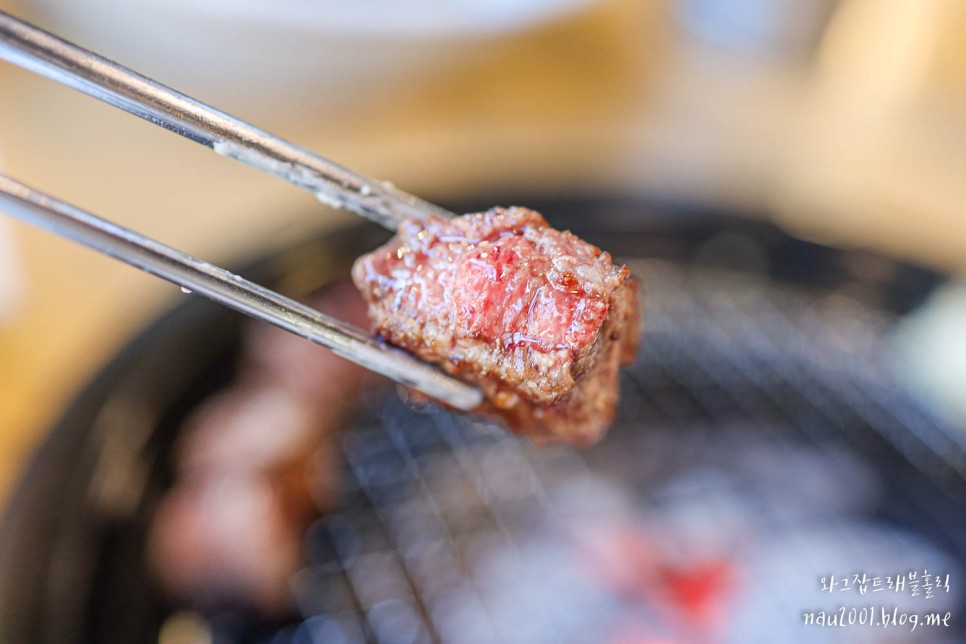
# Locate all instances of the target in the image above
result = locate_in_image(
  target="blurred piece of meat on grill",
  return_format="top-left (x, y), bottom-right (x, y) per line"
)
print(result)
top-left (146, 282), bottom-right (379, 616)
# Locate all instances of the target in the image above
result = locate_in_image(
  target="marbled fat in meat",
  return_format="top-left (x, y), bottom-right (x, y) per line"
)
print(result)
top-left (352, 207), bottom-right (640, 445)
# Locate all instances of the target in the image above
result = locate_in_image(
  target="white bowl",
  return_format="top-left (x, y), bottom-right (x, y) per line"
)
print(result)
top-left (26, 0), bottom-right (598, 118)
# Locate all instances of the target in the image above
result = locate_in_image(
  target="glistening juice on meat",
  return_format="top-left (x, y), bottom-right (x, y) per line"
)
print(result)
top-left (352, 206), bottom-right (641, 445)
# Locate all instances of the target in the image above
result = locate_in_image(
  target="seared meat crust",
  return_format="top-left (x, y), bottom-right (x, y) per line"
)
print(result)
top-left (352, 207), bottom-right (640, 444)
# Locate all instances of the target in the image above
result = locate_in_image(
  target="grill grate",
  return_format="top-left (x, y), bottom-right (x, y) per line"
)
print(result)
top-left (213, 260), bottom-right (965, 644)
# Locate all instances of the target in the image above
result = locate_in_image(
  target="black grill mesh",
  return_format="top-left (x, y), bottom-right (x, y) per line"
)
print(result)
top-left (216, 260), bottom-right (966, 644)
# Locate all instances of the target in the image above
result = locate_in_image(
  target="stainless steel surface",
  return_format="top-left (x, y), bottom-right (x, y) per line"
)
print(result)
top-left (0, 10), bottom-right (455, 231)
top-left (0, 175), bottom-right (483, 411)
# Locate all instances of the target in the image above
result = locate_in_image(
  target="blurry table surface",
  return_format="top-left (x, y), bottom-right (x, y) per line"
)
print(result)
top-left (1, 0), bottom-right (965, 504)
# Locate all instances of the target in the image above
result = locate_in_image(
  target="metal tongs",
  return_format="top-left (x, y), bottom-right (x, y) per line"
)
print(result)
top-left (0, 11), bottom-right (483, 410)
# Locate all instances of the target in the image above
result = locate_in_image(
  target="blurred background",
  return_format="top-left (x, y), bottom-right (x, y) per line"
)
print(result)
top-left (3, 0), bottom-right (966, 500)
top-left (1, 0), bottom-right (966, 641)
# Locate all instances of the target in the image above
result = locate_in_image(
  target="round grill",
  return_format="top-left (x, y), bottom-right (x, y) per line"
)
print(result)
top-left (1, 201), bottom-right (963, 643)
